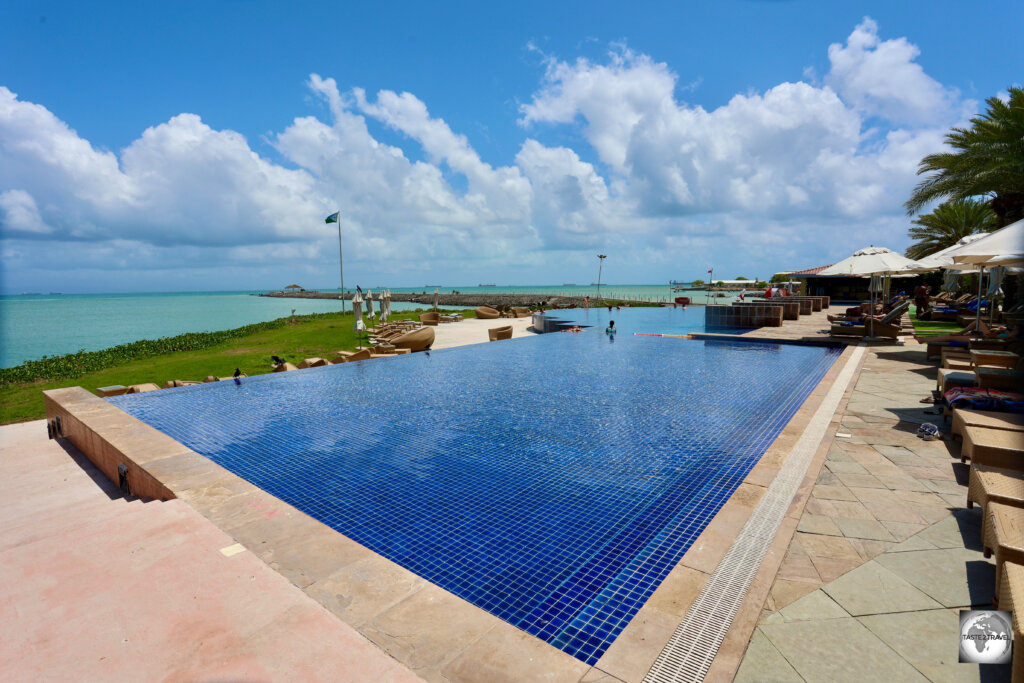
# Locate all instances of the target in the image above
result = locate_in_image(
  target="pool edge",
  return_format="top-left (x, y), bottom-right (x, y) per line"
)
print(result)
top-left (44, 340), bottom-right (865, 683)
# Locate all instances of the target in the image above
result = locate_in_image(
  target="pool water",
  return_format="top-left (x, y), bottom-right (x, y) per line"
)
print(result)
top-left (109, 320), bottom-right (841, 664)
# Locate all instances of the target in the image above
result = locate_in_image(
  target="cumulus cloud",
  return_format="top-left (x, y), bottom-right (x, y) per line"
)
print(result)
top-left (0, 18), bottom-right (978, 292)
top-left (825, 17), bottom-right (962, 126)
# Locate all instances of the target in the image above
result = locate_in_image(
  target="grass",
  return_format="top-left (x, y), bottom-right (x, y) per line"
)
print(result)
top-left (908, 305), bottom-right (963, 338)
top-left (0, 308), bottom-right (476, 425)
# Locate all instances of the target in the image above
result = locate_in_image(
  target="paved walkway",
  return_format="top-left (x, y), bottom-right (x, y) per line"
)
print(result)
top-left (0, 420), bottom-right (420, 682)
top-left (733, 339), bottom-right (1009, 682)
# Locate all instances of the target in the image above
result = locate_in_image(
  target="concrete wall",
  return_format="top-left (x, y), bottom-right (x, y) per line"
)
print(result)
top-left (44, 387), bottom-right (182, 501)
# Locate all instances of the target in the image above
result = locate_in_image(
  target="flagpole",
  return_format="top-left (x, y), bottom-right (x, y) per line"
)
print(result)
top-left (336, 213), bottom-right (345, 313)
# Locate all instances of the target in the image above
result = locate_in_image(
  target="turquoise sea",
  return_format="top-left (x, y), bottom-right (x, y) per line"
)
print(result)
top-left (0, 284), bottom-right (741, 368)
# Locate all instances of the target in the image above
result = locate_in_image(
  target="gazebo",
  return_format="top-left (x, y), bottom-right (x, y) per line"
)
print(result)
top-left (284, 284), bottom-right (303, 291)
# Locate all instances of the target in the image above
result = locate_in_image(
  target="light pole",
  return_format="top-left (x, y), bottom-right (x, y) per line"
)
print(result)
top-left (596, 254), bottom-right (607, 302)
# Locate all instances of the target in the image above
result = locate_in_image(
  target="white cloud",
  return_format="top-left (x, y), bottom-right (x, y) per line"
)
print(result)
top-left (0, 190), bottom-right (52, 234)
top-left (825, 17), bottom-right (962, 126)
top-left (0, 18), bottom-right (981, 292)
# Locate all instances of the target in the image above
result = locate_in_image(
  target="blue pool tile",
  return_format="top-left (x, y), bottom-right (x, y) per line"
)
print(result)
top-left (109, 307), bottom-right (841, 665)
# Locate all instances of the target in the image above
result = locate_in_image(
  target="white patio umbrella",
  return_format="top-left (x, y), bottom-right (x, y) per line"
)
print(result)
top-left (379, 289), bottom-right (389, 323)
top-left (947, 219), bottom-right (1024, 267)
top-left (944, 220), bottom-right (1024, 329)
top-left (366, 289), bottom-right (376, 325)
top-left (898, 233), bottom-right (989, 273)
top-left (818, 247), bottom-right (922, 339)
top-left (817, 246), bottom-right (922, 277)
top-left (351, 290), bottom-right (365, 346)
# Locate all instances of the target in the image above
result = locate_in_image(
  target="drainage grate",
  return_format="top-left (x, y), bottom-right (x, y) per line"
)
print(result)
top-left (644, 344), bottom-right (865, 683)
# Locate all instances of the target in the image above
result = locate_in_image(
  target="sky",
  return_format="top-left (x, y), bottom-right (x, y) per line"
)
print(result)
top-left (0, 1), bottom-right (1021, 294)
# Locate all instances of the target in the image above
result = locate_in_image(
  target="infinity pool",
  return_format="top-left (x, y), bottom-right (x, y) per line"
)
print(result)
top-left (109, 319), bottom-right (840, 664)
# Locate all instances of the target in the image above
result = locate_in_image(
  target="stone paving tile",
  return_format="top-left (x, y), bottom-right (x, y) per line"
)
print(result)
top-left (833, 517), bottom-right (895, 541)
top-left (874, 548), bottom-right (995, 609)
top-left (778, 590), bottom-right (848, 622)
top-left (858, 610), bottom-right (1006, 683)
top-left (760, 617), bottom-right (928, 682)
top-left (733, 631), bottom-right (802, 683)
top-left (821, 560), bottom-right (941, 616)
top-left (797, 514), bottom-right (842, 536)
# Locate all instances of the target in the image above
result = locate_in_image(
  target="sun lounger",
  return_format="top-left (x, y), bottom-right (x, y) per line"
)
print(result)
top-left (829, 301), bottom-right (908, 339)
top-left (972, 350), bottom-right (1021, 370)
top-left (996, 560), bottom-right (1024, 679)
top-left (125, 383), bottom-right (160, 393)
top-left (419, 312), bottom-right (441, 326)
top-left (162, 380), bottom-right (202, 388)
top-left (297, 357), bottom-right (330, 369)
top-left (342, 349), bottom-right (372, 362)
top-left (952, 409), bottom-right (1024, 439)
top-left (392, 326), bottom-right (434, 352)
top-left (961, 425), bottom-right (1024, 467)
top-left (944, 387), bottom-right (1024, 413)
top-left (476, 306), bottom-right (500, 319)
top-left (983, 503), bottom-right (1024, 608)
top-left (488, 325), bottom-right (513, 341)
top-left (967, 463), bottom-right (1024, 512)
top-left (977, 367), bottom-right (1024, 391)
top-left (272, 362), bottom-right (298, 372)
top-left (937, 369), bottom-right (976, 393)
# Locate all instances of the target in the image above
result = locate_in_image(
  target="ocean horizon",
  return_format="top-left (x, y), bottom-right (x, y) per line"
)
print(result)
top-left (0, 284), bottom-right (744, 367)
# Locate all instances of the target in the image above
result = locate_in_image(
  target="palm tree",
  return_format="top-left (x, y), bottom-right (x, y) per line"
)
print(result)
top-left (904, 199), bottom-right (997, 259)
top-left (905, 87), bottom-right (1024, 227)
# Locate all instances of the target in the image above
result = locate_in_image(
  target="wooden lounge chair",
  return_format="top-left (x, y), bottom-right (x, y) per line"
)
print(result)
top-left (983, 503), bottom-right (1024, 607)
top-left (125, 383), bottom-right (160, 393)
top-left (976, 367), bottom-right (1024, 391)
top-left (952, 409), bottom-right (1024, 439)
top-left (272, 362), bottom-right (298, 372)
top-left (162, 380), bottom-right (202, 388)
top-left (488, 325), bottom-right (513, 341)
top-left (297, 357), bottom-right (330, 369)
top-left (829, 301), bottom-right (909, 339)
top-left (419, 312), bottom-right (441, 326)
top-left (997, 560), bottom-right (1024, 678)
top-left (476, 306), bottom-right (500, 319)
top-left (341, 349), bottom-right (371, 362)
top-left (392, 326), bottom-right (434, 352)
top-left (967, 464), bottom-right (1024, 512)
top-left (961, 425), bottom-right (1024, 467)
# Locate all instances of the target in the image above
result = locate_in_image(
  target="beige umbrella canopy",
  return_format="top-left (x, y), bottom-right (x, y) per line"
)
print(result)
top-left (284, 284), bottom-right (302, 290)
top-left (817, 247), bottom-right (921, 276)
top-left (947, 219), bottom-right (1024, 268)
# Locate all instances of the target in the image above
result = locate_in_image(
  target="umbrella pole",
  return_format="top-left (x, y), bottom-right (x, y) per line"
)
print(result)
top-left (975, 266), bottom-right (984, 332)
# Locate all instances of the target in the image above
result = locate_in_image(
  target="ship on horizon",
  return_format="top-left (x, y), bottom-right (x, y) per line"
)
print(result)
top-left (478, 283), bottom-right (496, 287)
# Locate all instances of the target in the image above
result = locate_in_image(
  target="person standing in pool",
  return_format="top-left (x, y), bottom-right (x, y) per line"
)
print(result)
top-left (584, 295), bottom-right (590, 309)
top-left (606, 320), bottom-right (616, 334)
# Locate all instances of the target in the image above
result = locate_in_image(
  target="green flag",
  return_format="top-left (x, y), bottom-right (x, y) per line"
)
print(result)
top-left (325, 211), bottom-right (340, 224)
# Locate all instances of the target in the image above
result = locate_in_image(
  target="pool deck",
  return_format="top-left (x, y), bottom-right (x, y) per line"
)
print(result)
top-left (3, 305), bottom-right (996, 681)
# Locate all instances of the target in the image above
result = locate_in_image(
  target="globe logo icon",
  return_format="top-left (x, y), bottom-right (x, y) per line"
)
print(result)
top-left (959, 610), bottom-right (1013, 664)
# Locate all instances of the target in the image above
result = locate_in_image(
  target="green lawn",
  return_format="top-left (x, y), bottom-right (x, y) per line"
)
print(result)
top-left (908, 305), bottom-right (962, 338)
top-left (0, 308), bottom-right (474, 425)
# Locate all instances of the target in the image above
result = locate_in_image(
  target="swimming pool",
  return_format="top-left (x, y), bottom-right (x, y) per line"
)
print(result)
top-left (109, 322), bottom-right (841, 664)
